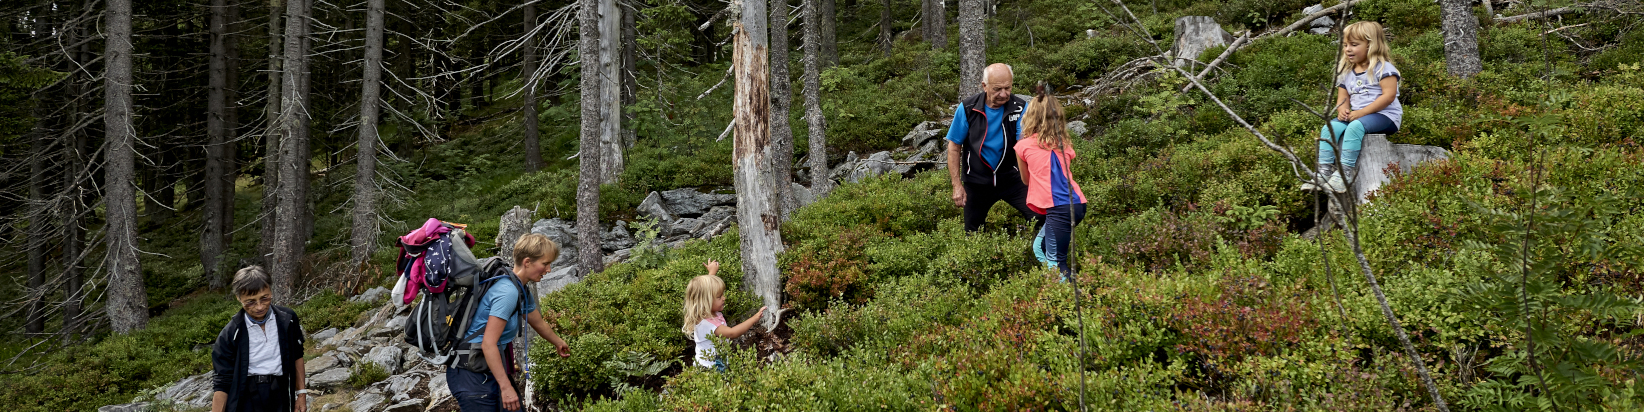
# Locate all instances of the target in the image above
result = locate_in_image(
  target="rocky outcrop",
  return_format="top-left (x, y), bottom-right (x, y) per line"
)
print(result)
top-left (1171, 16), bottom-right (1233, 68)
top-left (1302, 4), bottom-right (1336, 34)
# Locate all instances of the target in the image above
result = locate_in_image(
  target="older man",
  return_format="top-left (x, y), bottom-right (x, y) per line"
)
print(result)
top-left (945, 63), bottom-right (1039, 233)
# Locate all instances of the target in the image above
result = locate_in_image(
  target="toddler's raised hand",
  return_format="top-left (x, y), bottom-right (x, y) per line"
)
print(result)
top-left (704, 260), bottom-right (721, 274)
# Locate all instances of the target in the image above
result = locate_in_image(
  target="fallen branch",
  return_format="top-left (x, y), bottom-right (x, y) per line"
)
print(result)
top-left (1496, 5), bottom-right (1582, 23)
top-left (1261, 0), bottom-right (1357, 39)
top-left (1181, 31), bottom-right (1249, 93)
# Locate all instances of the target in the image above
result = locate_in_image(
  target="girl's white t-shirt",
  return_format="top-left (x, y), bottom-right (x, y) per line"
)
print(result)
top-left (692, 313), bottom-right (727, 368)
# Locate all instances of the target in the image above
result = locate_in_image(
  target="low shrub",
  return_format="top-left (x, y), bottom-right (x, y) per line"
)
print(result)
top-left (781, 227), bottom-right (880, 312)
top-left (346, 361), bottom-right (389, 388)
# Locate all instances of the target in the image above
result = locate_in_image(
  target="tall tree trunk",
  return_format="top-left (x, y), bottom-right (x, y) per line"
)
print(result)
top-left (803, 0), bottom-right (831, 196)
top-left (64, 10), bottom-right (91, 338)
top-left (879, 0), bottom-right (893, 55)
top-left (273, 0), bottom-right (312, 305)
top-left (222, 1), bottom-right (240, 255)
top-left (622, 1), bottom-right (637, 150)
top-left (1438, 0), bottom-right (1481, 78)
top-left (352, 0), bottom-right (385, 267)
top-left (821, 0), bottom-right (837, 67)
top-left (598, 0), bottom-right (624, 184)
top-left (104, 0), bottom-right (150, 334)
top-left (27, 120), bottom-right (47, 335)
top-left (577, 0), bottom-right (605, 278)
top-left (957, 0), bottom-right (985, 98)
top-left (260, 0), bottom-right (284, 263)
top-left (923, 0), bottom-right (946, 49)
top-left (205, 0), bottom-right (231, 288)
top-left (521, 1), bottom-right (545, 173)
top-left (771, 0), bottom-right (796, 219)
top-left (297, 0), bottom-right (314, 244)
top-left (734, 0), bottom-right (785, 330)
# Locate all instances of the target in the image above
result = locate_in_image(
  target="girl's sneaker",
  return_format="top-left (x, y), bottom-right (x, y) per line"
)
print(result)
top-left (1302, 165), bottom-right (1335, 191)
top-left (1327, 169), bottom-right (1351, 193)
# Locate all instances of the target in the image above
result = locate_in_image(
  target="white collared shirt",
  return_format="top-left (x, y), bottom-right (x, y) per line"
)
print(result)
top-left (246, 311), bottom-right (283, 376)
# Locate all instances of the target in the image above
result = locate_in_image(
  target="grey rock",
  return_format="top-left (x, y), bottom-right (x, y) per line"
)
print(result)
top-left (350, 287), bottom-right (389, 304)
top-left (637, 191), bottom-right (675, 221)
top-left (349, 392), bottom-right (387, 412)
top-left (156, 372), bottom-right (214, 408)
top-left (842, 151), bottom-right (897, 183)
top-left (367, 325), bottom-right (398, 339)
top-left (426, 370), bottom-right (451, 402)
top-left (1170, 16), bottom-right (1233, 68)
top-left (530, 217), bottom-right (580, 267)
top-left (97, 403), bottom-right (150, 412)
top-left (399, 355), bottom-right (422, 373)
top-left (364, 346), bottom-right (404, 375)
top-left (384, 315), bottom-right (406, 331)
top-left (602, 221), bottom-right (636, 251)
top-left (309, 368), bottom-right (352, 390)
top-left (661, 188), bottom-right (736, 217)
top-left (307, 354), bottom-right (346, 375)
top-left (604, 248), bottom-right (633, 266)
top-left (1068, 120), bottom-right (1088, 138)
top-left (791, 182), bottom-right (816, 208)
top-left (698, 206), bottom-right (737, 226)
top-left (1301, 4), bottom-right (1335, 28)
top-left (321, 403), bottom-right (337, 412)
top-left (541, 264), bottom-right (580, 294)
top-left (666, 217), bottom-right (704, 238)
top-left (323, 327), bottom-right (363, 348)
top-left (1309, 26), bottom-right (1331, 35)
top-left (311, 327), bottom-right (339, 342)
top-left (383, 399), bottom-right (427, 412)
top-left (1351, 134), bottom-right (1450, 204)
top-left (900, 120), bottom-right (951, 147)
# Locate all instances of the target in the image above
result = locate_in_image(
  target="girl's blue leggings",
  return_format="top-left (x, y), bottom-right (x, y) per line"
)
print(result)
top-left (1318, 113), bottom-right (1397, 169)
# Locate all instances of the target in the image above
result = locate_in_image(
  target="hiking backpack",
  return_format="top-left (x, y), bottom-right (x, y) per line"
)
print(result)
top-left (402, 224), bottom-right (521, 370)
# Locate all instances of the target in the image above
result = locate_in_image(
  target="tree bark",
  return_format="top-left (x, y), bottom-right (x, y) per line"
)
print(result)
top-left (1439, 0), bottom-right (1482, 78)
top-left (771, 0), bottom-right (797, 220)
top-left (735, 0), bottom-right (786, 330)
top-left (205, 0), bottom-right (232, 288)
top-left (879, 0), bottom-right (893, 56)
top-left (803, 0), bottom-right (832, 196)
top-left (521, 1), bottom-right (545, 173)
top-left (821, 0), bottom-right (837, 67)
top-left (27, 117), bottom-right (47, 335)
top-left (104, 0), bottom-right (151, 334)
top-left (957, 0), bottom-right (985, 98)
top-left (924, 0), bottom-right (946, 49)
top-left (221, 1), bottom-right (241, 267)
top-left (260, 0), bottom-right (284, 264)
top-left (273, 0), bottom-right (312, 305)
top-left (622, 1), bottom-right (637, 150)
top-left (577, 0), bottom-right (605, 278)
top-left (598, 0), bottom-right (624, 184)
top-left (64, 10), bottom-right (91, 338)
top-left (352, 0), bottom-right (386, 268)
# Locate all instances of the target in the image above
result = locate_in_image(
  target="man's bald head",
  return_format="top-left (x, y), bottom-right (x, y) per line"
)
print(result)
top-left (980, 63), bottom-right (1014, 108)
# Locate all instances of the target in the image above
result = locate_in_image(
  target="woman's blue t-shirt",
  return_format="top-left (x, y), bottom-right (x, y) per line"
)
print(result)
top-left (464, 278), bottom-right (537, 345)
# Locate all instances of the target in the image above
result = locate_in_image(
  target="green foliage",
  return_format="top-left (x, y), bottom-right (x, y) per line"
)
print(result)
top-left (346, 361), bottom-right (390, 388)
top-left (536, 332), bottom-right (620, 399)
top-left (781, 227), bottom-right (878, 312)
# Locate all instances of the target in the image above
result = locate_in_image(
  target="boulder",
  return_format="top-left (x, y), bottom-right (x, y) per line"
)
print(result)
top-left (1068, 120), bottom-right (1088, 138)
top-left (791, 182), bottom-right (817, 209)
top-left (541, 264), bottom-right (581, 294)
top-left (426, 369), bottom-right (452, 404)
top-left (350, 287), bottom-right (389, 304)
top-left (843, 151), bottom-right (898, 183)
top-left (901, 120), bottom-right (951, 147)
top-left (495, 206), bottom-right (535, 262)
top-left (666, 217), bottom-right (704, 238)
top-left (311, 327), bottom-right (339, 342)
top-left (364, 346), bottom-right (403, 375)
top-left (349, 392), bottom-right (387, 412)
top-left (1170, 16), bottom-right (1233, 68)
top-left (97, 403), bottom-right (150, 412)
top-left (1351, 133), bottom-right (1450, 204)
top-left (1303, 4), bottom-right (1335, 29)
top-left (384, 315), bottom-right (406, 331)
top-left (660, 188), bottom-right (735, 217)
top-left (530, 218), bottom-right (579, 267)
top-left (306, 353), bottom-right (349, 375)
top-left (638, 191), bottom-right (675, 222)
top-left (604, 248), bottom-right (633, 266)
top-left (602, 221), bottom-right (636, 251)
top-left (308, 368), bottom-right (352, 390)
top-left (382, 399), bottom-right (426, 412)
top-left (156, 372), bottom-right (213, 408)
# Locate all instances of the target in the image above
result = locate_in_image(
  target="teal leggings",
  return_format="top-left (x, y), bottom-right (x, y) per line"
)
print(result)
top-left (1318, 113), bottom-right (1396, 169)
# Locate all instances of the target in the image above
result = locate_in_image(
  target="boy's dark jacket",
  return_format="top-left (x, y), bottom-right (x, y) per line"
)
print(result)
top-left (212, 305), bottom-right (305, 412)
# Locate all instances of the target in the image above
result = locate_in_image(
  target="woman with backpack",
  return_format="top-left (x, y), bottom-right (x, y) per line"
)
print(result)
top-left (447, 233), bottom-right (572, 411)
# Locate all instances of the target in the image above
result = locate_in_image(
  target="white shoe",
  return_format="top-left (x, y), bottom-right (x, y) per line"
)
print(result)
top-left (1326, 170), bottom-right (1348, 193)
top-left (1302, 165), bottom-right (1333, 191)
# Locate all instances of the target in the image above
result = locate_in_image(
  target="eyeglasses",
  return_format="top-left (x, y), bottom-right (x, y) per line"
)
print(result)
top-left (241, 295), bottom-right (272, 307)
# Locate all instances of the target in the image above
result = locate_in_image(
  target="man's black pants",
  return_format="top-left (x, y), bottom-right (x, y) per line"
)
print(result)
top-left (240, 375), bottom-right (290, 412)
top-left (962, 181), bottom-right (1043, 233)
